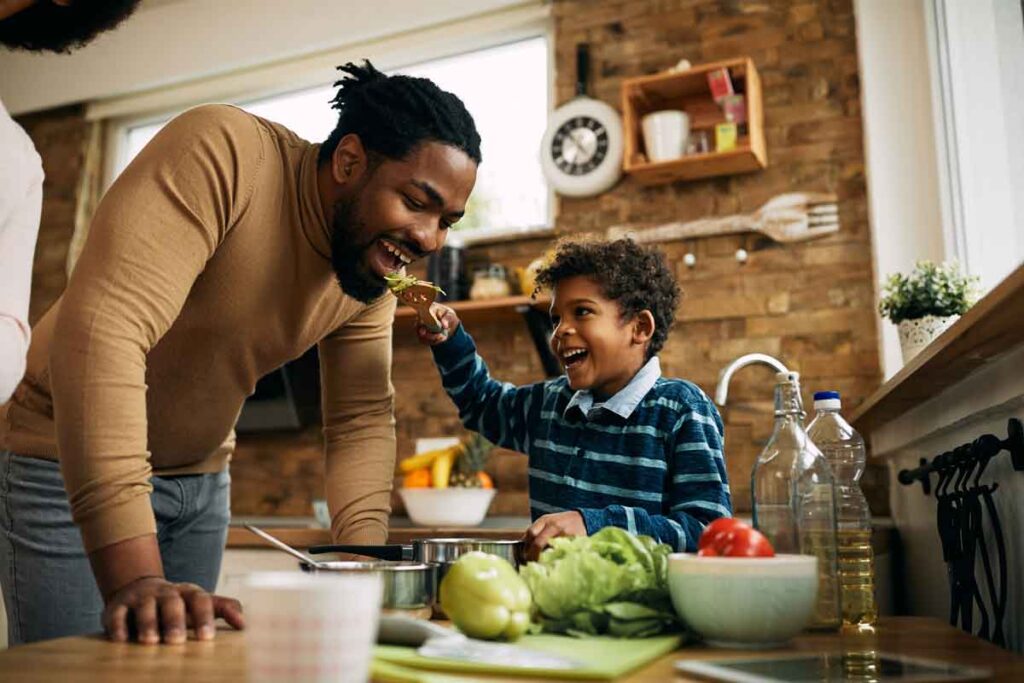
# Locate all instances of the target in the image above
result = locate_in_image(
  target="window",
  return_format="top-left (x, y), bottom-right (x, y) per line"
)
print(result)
top-left (112, 36), bottom-right (551, 241)
top-left (928, 0), bottom-right (1024, 293)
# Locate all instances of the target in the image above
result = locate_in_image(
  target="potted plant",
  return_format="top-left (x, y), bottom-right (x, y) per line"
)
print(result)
top-left (878, 260), bottom-right (978, 363)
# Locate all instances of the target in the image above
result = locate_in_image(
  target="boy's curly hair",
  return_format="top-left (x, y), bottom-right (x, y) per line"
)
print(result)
top-left (534, 237), bottom-right (681, 359)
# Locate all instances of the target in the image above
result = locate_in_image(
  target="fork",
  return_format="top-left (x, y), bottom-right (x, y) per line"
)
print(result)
top-left (394, 281), bottom-right (444, 333)
top-left (606, 192), bottom-right (839, 245)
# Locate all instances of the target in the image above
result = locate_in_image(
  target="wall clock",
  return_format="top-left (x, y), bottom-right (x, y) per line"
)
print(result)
top-left (540, 44), bottom-right (623, 198)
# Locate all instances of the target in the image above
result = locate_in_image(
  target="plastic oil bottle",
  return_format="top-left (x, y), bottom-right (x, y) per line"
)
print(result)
top-left (807, 390), bottom-right (877, 630)
top-left (751, 372), bottom-right (840, 630)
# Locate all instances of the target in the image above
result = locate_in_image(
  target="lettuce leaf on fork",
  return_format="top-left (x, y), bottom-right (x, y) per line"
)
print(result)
top-left (384, 272), bottom-right (445, 296)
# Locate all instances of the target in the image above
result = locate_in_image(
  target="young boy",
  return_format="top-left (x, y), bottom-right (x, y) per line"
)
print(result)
top-left (416, 238), bottom-right (731, 559)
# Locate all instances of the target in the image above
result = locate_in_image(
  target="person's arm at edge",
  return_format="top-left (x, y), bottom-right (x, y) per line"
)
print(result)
top-left (319, 293), bottom-right (398, 545)
top-left (0, 103), bottom-right (42, 403)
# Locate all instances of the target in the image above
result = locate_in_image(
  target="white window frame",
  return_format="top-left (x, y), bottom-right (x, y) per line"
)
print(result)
top-left (924, 0), bottom-right (1024, 293)
top-left (93, 2), bottom-right (555, 245)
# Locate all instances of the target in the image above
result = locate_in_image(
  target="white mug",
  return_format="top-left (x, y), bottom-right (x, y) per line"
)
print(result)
top-left (245, 571), bottom-right (383, 683)
top-left (641, 110), bottom-right (690, 162)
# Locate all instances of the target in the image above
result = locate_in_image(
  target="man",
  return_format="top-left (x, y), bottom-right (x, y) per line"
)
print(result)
top-left (0, 61), bottom-right (480, 645)
top-left (0, 0), bottom-right (142, 401)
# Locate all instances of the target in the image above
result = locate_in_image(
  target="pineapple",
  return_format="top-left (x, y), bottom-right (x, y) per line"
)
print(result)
top-left (449, 434), bottom-right (494, 488)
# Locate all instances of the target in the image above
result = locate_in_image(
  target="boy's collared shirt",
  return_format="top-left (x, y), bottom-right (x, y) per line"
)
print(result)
top-left (432, 324), bottom-right (732, 552)
top-left (565, 356), bottom-right (662, 421)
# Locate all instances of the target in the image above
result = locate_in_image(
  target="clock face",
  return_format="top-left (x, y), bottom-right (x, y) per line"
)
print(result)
top-left (551, 116), bottom-right (609, 176)
top-left (540, 97), bottom-right (623, 197)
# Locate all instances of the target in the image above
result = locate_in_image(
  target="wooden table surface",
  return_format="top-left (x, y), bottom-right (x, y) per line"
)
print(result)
top-left (1, 617), bottom-right (1021, 682)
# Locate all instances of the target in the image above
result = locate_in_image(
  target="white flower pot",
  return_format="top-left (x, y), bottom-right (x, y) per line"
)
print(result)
top-left (897, 314), bottom-right (958, 363)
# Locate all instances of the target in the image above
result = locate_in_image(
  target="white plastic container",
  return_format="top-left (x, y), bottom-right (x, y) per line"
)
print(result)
top-left (245, 571), bottom-right (382, 683)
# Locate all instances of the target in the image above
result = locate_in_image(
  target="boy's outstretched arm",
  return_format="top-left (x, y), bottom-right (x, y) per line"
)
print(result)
top-left (422, 306), bottom-right (540, 453)
top-left (576, 401), bottom-right (732, 552)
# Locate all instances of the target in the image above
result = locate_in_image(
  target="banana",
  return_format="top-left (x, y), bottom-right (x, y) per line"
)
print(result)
top-left (431, 448), bottom-right (457, 489)
top-left (399, 443), bottom-right (461, 474)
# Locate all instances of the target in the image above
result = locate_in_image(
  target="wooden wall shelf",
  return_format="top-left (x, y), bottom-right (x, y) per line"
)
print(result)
top-left (394, 294), bottom-right (560, 377)
top-left (621, 57), bottom-right (767, 185)
top-left (393, 294), bottom-right (550, 324)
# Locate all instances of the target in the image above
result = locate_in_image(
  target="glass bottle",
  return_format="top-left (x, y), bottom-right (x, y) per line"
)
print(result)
top-left (751, 372), bottom-right (840, 629)
top-left (807, 390), bottom-right (878, 630)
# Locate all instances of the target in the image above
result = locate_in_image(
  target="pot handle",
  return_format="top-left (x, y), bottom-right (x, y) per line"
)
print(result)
top-left (307, 544), bottom-right (409, 561)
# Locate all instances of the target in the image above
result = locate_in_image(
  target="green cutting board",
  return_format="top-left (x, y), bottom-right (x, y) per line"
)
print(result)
top-left (372, 633), bottom-right (684, 681)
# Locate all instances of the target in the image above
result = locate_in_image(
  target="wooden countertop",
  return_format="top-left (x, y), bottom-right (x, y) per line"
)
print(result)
top-left (226, 525), bottom-right (525, 549)
top-left (1, 618), bottom-right (1020, 681)
top-left (851, 263), bottom-right (1024, 439)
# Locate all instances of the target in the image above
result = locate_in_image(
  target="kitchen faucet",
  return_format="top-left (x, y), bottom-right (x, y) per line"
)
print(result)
top-left (714, 353), bottom-right (790, 406)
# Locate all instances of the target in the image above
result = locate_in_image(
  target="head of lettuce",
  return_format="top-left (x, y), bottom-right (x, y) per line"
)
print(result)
top-left (519, 526), bottom-right (680, 637)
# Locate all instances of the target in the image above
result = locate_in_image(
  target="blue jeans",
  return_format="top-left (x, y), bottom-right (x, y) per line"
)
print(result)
top-left (0, 451), bottom-right (230, 645)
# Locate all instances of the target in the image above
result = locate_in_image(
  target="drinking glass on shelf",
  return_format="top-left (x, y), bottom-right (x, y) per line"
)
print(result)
top-left (686, 130), bottom-right (711, 155)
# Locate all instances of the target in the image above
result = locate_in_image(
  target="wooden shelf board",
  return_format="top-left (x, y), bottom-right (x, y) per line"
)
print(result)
top-left (851, 263), bottom-right (1024, 437)
top-left (623, 57), bottom-right (748, 95)
top-left (393, 294), bottom-right (550, 323)
top-left (626, 145), bottom-right (765, 184)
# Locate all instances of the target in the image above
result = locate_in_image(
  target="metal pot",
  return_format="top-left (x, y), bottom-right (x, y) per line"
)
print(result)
top-left (309, 539), bottom-right (523, 618)
top-left (309, 538), bottom-right (524, 584)
top-left (299, 560), bottom-right (437, 620)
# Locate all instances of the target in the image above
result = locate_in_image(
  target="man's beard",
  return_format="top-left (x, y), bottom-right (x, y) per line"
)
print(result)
top-left (329, 197), bottom-right (387, 304)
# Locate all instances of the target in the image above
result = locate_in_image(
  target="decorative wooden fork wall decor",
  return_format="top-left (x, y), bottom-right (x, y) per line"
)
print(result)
top-left (606, 192), bottom-right (839, 245)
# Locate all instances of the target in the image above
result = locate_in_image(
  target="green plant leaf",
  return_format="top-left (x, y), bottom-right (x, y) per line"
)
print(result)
top-left (878, 260), bottom-right (978, 323)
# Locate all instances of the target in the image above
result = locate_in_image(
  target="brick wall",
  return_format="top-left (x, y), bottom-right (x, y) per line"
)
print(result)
top-left (18, 0), bottom-right (888, 520)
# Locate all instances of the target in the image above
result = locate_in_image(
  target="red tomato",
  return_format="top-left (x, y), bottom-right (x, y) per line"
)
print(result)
top-left (719, 525), bottom-right (775, 557)
top-left (698, 519), bottom-right (775, 558)
top-left (697, 517), bottom-right (745, 550)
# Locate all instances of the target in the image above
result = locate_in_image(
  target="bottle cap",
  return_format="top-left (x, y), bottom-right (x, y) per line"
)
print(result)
top-left (813, 390), bottom-right (841, 410)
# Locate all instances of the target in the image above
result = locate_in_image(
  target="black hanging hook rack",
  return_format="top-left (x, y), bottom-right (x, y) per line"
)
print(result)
top-left (897, 416), bottom-right (1022, 648)
top-left (898, 418), bottom-right (1024, 496)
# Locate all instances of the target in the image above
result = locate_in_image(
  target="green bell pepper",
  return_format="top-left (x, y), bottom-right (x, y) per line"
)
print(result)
top-left (439, 551), bottom-right (532, 641)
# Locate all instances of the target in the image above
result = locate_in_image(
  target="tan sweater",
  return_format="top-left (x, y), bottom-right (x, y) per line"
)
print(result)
top-left (0, 104), bottom-right (397, 553)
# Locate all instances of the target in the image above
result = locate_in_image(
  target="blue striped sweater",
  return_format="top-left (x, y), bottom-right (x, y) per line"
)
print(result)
top-left (430, 325), bottom-right (732, 551)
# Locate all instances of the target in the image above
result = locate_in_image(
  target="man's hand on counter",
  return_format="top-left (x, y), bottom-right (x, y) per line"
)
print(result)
top-left (90, 534), bottom-right (244, 644)
top-left (103, 577), bottom-right (244, 644)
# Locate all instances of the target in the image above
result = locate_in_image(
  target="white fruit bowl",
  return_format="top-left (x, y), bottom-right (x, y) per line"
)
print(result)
top-left (398, 488), bottom-right (496, 527)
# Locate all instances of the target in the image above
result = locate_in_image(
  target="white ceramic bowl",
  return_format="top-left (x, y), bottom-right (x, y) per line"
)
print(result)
top-left (668, 553), bottom-right (818, 648)
top-left (398, 488), bottom-right (496, 527)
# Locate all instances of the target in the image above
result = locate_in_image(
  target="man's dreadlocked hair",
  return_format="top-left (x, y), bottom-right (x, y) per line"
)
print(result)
top-left (318, 61), bottom-right (481, 167)
top-left (534, 237), bottom-right (681, 360)
top-left (0, 0), bottom-right (142, 53)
